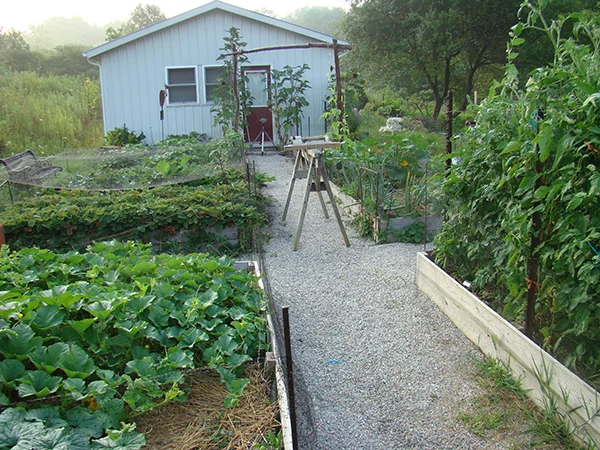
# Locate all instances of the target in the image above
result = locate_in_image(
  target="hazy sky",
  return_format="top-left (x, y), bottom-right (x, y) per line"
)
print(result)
top-left (2, 0), bottom-right (350, 31)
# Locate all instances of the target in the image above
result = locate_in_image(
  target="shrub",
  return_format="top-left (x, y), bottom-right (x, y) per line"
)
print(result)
top-left (105, 125), bottom-right (146, 147)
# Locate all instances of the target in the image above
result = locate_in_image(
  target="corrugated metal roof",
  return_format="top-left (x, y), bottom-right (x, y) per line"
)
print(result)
top-left (83, 0), bottom-right (347, 59)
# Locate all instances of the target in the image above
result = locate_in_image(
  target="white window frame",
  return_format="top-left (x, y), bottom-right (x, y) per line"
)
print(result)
top-left (165, 66), bottom-right (199, 106)
top-left (203, 65), bottom-right (228, 104)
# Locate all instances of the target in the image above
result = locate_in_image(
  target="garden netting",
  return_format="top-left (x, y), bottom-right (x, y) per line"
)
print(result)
top-left (0, 136), bottom-right (244, 196)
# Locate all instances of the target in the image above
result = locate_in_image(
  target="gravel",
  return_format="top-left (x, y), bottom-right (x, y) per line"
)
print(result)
top-left (251, 153), bottom-right (505, 449)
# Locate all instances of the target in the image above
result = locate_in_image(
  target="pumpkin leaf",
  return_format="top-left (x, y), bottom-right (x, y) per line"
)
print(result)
top-left (58, 345), bottom-right (96, 379)
top-left (17, 370), bottom-right (62, 398)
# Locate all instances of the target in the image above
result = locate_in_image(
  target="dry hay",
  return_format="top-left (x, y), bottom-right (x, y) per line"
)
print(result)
top-left (136, 364), bottom-right (279, 449)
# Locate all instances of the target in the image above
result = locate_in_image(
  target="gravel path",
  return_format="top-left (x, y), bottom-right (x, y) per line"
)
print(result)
top-left (251, 153), bottom-right (502, 450)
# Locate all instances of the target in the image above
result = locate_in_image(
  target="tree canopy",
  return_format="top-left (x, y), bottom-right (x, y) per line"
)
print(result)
top-left (0, 28), bottom-right (37, 72)
top-left (26, 16), bottom-right (106, 50)
top-left (282, 6), bottom-right (346, 37)
top-left (106, 4), bottom-right (166, 41)
top-left (343, 0), bottom-right (522, 119)
top-left (0, 28), bottom-right (98, 78)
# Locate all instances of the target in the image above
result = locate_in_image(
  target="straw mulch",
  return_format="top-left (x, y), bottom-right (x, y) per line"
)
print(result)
top-left (135, 364), bottom-right (279, 449)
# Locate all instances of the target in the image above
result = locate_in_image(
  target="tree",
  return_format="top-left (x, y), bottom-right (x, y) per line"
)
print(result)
top-left (343, 0), bottom-right (522, 119)
top-left (26, 16), bottom-right (105, 50)
top-left (38, 45), bottom-right (99, 78)
top-left (106, 4), bottom-right (166, 41)
top-left (0, 28), bottom-right (37, 72)
top-left (283, 7), bottom-right (346, 37)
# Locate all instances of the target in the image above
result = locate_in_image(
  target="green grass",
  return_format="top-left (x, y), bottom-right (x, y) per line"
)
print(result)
top-left (0, 70), bottom-right (104, 156)
top-left (459, 358), bottom-right (587, 450)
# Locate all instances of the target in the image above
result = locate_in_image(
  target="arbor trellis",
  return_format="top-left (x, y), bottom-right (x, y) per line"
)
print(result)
top-left (220, 38), bottom-right (351, 140)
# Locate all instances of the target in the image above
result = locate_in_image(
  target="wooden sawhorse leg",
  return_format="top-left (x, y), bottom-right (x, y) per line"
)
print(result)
top-left (282, 150), bottom-right (302, 221)
top-left (316, 156), bottom-right (349, 247)
top-left (291, 153), bottom-right (350, 251)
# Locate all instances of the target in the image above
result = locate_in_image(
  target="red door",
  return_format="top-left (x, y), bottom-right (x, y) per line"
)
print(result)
top-left (243, 66), bottom-right (273, 144)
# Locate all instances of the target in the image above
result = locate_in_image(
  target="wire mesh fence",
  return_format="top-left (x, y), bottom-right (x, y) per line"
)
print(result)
top-left (246, 158), bottom-right (318, 449)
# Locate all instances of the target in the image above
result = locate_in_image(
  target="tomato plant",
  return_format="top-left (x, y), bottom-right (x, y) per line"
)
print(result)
top-left (435, 1), bottom-right (600, 382)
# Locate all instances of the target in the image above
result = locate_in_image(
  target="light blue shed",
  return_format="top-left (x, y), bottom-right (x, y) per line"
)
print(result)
top-left (83, 0), bottom-right (345, 145)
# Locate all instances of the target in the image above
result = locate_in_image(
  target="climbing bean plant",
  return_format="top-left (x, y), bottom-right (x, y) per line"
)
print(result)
top-left (435, 0), bottom-right (600, 381)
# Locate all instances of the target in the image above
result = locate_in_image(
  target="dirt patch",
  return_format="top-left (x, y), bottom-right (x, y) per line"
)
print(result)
top-left (136, 364), bottom-right (279, 449)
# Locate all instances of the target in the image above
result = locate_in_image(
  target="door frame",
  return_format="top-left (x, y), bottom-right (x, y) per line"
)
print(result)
top-left (242, 65), bottom-right (274, 143)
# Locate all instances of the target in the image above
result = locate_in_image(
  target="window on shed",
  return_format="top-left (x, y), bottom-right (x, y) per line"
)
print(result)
top-left (167, 67), bottom-right (197, 104)
top-left (204, 66), bottom-right (227, 103)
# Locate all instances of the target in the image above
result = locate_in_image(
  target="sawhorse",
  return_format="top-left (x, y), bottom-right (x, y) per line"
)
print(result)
top-left (282, 140), bottom-right (350, 251)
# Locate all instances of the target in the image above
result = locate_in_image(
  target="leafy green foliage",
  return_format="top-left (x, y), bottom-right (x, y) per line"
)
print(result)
top-left (386, 221), bottom-right (429, 244)
top-left (325, 133), bottom-right (443, 238)
top-left (435, 2), bottom-right (600, 381)
top-left (105, 125), bottom-right (145, 147)
top-left (0, 170), bottom-right (264, 253)
top-left (0, 241), bottom-right (268, 447)
top-left (0, 407), bottom-right (144, 450)
top-left (269, 65), bottom-right (311, 150)
top-left (212, 27), bottom-right (252, 139)
top-left (324, 72), bottom-right (367, 140)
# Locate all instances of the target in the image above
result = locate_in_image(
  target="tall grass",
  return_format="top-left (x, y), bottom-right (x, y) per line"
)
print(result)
top-left (0, 70), bottom-right (104, 156)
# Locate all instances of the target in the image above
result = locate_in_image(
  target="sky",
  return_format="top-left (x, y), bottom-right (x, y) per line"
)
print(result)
top-left (2, 0), bottom-right (350, 31)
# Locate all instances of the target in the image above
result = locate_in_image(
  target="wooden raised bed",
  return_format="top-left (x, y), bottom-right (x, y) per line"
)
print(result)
top-left (416, 252), bottom-right (600, 448)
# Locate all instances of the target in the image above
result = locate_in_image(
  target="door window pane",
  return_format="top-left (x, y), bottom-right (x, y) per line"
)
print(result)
top-left (246, 71), bottom-right (268, 107)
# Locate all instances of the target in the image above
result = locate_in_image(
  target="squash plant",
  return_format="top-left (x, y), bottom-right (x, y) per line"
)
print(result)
top-left (0, 241), bottom-right (268, 448)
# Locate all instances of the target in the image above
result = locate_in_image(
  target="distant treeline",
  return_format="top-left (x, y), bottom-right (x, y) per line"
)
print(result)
top-left (0, 29), bottom-right (98, 79)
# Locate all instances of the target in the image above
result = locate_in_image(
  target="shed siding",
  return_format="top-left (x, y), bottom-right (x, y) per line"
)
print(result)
top-left (98, 10), bottom-right (333, 144)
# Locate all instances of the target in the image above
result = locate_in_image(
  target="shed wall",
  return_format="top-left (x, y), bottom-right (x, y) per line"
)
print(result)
top-left (98, 10), bottom-right (334, 144)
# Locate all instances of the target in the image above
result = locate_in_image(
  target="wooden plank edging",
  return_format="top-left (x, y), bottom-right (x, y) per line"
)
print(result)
top-left (329, 181), bottom-right (361, 217)
top-left (239, 260), bottom-right (293, 450)
top-left (416, 252), bottom-right (600, 448)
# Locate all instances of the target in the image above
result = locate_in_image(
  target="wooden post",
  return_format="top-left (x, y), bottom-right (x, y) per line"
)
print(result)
top-left (445, 91), bottom-right (453, 173)
top-left (424, 163), bottom-right (429, 252)
top-left (0, 224), bottom-right (5, 248)
top-left (525, 154), bottom-right (543, 338)
top-left (333, 39), bottom-right (344, 136)
top-left (282, 306), bottom-right (299, 450)
top-left (318, 156), bottom-right (350, 248)
top-left (282, 150), bottom-right (303, 221)
top-left (233, 47), bottom-right (240, 133)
